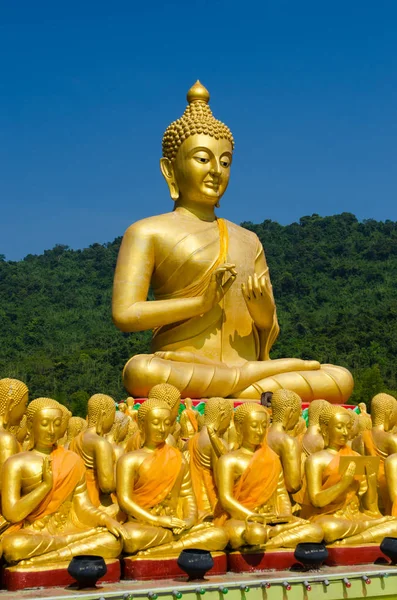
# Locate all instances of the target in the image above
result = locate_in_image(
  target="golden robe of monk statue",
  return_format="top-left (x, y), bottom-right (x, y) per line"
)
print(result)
top-left (112, 81), bottom-right (353, 403)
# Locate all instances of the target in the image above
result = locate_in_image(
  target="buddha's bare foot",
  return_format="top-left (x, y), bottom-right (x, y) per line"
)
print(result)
top-left (18, 559), bottom-right (34, 567)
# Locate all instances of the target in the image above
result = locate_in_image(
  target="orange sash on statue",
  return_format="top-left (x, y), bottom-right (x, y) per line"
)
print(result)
top-left (189, 434), bottom-right (217, 513)
top-left (302, 446), bottom-right (361, 519)
top-left (6, 447), bottom-right (85, 533)
top-left (214, 444), bottom-right (281, 526)
top-left (185, 409), bottom-right (198, 433)
top-left (131, 443), bottom-right (182, 509)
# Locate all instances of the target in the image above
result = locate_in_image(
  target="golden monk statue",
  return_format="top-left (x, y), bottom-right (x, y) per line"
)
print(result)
top-left (63, 416), bottom-right (88, 450)
top-left (1, 398), bottom-right (124, 565)
top-left (357, 393), bottom-right (397, 514)
top-left (106, 412), bottom-right (129, 462)
top-left (302, 404), bottom-right (397, 545)
top-left (0, 379), bottom-right (29, 482)
top-left (189, 397), bottom-right (233, 518)
top-left (70, 394), bottom-right (116, 508)
top-left (112, 81), bottom-right (353, 404)
top-left (267, 389), bottom-right (303, 494)
top-left (180, 398), bottom-right (199, 441)
top-left (301, 400), bottom-right (329, 456)
top-left (116, 398), bottom-right (228, 556)
top-left (214, 403), bottom-right (322, 549)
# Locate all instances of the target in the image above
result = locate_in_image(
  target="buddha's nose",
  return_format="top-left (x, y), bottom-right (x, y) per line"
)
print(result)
top-left (210, 158), bottom-right (221, 175)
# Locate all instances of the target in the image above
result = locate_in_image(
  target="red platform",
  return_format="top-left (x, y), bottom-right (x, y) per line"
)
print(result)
top-left (2, 558), bottom-right (120, 592)
top-left (227, 549), bottom-right (296, 572)
top-left (326, 544), bottom-right (389, 566)
top-left (123, 552), bottom-right (227, 580)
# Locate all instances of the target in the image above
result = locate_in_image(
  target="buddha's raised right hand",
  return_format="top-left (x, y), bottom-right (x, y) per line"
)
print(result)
top-left (199, 263), bottom-right (237, 313)
top-left (42, 456), bottom-right (53, 491)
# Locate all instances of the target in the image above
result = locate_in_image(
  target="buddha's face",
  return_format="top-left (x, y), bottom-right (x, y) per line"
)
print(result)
top-left (32, 407), bottom-right (63, 448)
top-left (8, 392), bottom-right (28, 427)
top-left (241, 411), bottom-right (268, 447)
top-left (327, 412), bottom-right (351, 448)
top-left (144, 407), bottom-right (172, 446)
top-left (164, 134), bottom-right (232, 207)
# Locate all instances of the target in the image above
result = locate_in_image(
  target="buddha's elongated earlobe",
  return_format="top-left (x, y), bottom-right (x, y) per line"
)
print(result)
top-left (96, 410), bottom-right (105, 436)
top-left (160, 158), bottom-right (179, 200)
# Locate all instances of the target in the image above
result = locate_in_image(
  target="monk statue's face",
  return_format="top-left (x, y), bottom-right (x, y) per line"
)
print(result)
top-left (32, 407), bottom-right (63, 448)
top-left (240, 410), bottom-right (268, 447)
top-left (327, 412), bottom-right (351, 449)
top-left (161, 134), bottom-right (232, 207)
top-left (144, 407), bottom-right (172, 447)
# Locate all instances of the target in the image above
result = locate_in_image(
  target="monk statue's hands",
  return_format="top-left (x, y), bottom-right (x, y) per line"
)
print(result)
top-left (101, 515), bottom-right (127, 539)
top-left (343, 461), bottom-right (357, 489)
top-left (156, 515), bottom-right (187, 533)
top-left (242, 274), bottom-right (275, 330)
top-left (200, 263), bottom-right (237, 313)
top-left (42, 457), bottom-right (53, 491)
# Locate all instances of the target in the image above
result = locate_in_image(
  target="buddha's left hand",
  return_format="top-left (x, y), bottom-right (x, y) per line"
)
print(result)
top-left (242, 274), bottom-right (275, 330)
top-left (102, 515), bottom-right (127, 539)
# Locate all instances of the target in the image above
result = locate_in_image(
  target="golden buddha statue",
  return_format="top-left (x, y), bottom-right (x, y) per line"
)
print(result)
top-left (106, 412), bottom-right (130, 462)
top-left (63, 416), bottom-right (88, 450)
top-left (302, 404), bottom-right (397, 545)
top-left (357, 393), bottom-right (397, 514)
top-left (180, 398), bottom-right (199, 440)
top-left (189, 397), bottom-right (233, 519)
top-left (1, 398), bottom-right (124, 566)
top-left (112, 81), bottom-right (353, 404)
top-left (267, 389), bottom-right (303, 494)
top-left (0, 378), bottom-right (29, 481)
top-left (116, 398), bottom-right (228, 556)
top-left (70, 394), bottom-right (116, 508)
top-left (301, 400), bottom-right (329, 456)
top-left (214, 403), bottom-right (322, 549)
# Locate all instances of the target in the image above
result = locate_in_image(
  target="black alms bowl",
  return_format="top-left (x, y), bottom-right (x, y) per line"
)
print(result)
top-left (67, 555), bottom-right (107, 588)
top-left (177, 549), bottom-right (214, 581)
top-left (380, 537), bottom-right (397, 564)
top-left (294, 543), bottom-right (329, 571)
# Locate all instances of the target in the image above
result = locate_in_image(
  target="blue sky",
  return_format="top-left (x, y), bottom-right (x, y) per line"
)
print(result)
top-left (1, 1), bottom-right (396, 260)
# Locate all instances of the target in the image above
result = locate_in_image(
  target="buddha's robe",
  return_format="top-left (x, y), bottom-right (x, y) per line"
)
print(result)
top-left (1, 447), bottom-right (121, 564)
top-left (180, 408), bottom-right (198, 439)
top-left (362, 430), bottom-right (390, 514)
top-left (214, 444), bottom-right (286, 527)
top-left (124, 217), bottom-right (353, 403)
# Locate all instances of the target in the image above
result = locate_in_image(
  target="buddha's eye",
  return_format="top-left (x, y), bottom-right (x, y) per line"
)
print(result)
top-left (220, 159), bottom-right (230, 168)
top-left (194, 156), bottom-right (210, 164)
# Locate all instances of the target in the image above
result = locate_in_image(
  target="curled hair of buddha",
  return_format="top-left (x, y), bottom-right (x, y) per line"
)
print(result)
top-left (148, 383), bottom-right (181, 409)
top-left (87, 393), bottom-right (115, 426)
top-left (66, 416), bottom-right (87, 442)
top-left (204, 397), bottom-right (233, 426)
top-left (162, 81), bottom-right (234, 163)
top-left (0, 378), bottom-right (28, 418)
top-left (308, 399), bottom-right (329, 426)
top-left (271, 389), bottom-right (302, 423)
top-left (138, 399), bottom-right (170, 431)
top-left (371, 393), bottom-right (397, 427)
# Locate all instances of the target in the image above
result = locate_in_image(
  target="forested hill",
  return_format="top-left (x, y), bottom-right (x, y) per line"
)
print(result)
top-left (1, 212), bottom-right (397, 415)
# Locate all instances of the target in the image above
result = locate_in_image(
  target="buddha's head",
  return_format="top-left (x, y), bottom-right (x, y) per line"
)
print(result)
top-left (138, 398), bottom-right (172, 448)
top-left (319, 404), bottom-right (351, 449)
top-left (234, 403), bottom-right (269, 449)
top-left (271, 389), bottom-right (302, 431)
top-left (118, 403), bottom-right (127, 413)
top-left (161, 81), bottom-right (234, 210)
top-left (307, 399), bottom-right (329, 427)
top-left (371, 393), bottom-right (397, 431)
top-left (204, 397), bottom-right (233, 436)
top-left (148, 383), bottom-right (181, 424)
top-left (0, 378), bottom-right (29, 429)
top-left (26, 398), bottom-right (63, 450)
top-left (87, 393), bottom-right (116, 435)
top-left (66, 416), bottom-right (87, 442)
top-left (126, 397), bottom-right (135, 409)
top-left (185, 397), bottom-right (193, 411)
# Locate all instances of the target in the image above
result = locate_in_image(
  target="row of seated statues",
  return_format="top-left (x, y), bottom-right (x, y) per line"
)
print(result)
top-left (1, 377), bottom-right (397, 567)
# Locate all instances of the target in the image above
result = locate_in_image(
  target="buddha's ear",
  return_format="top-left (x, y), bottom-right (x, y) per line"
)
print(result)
top-left (320, 423), bottom-right (329, 447)
top-left (160, 158), bottom-right (179, 201)
top-left (96, 410), bottom-right (106, 436)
